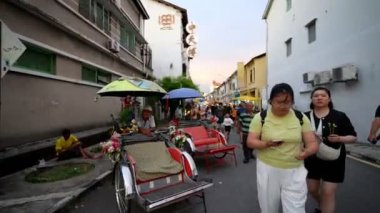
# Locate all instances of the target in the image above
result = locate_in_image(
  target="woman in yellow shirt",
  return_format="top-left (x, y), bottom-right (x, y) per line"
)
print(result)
top-left (247, 83), bottom-right (318, 213)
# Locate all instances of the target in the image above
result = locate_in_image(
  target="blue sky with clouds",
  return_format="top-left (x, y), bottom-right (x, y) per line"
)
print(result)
top-left (169, 0), bottom-right (268, 93)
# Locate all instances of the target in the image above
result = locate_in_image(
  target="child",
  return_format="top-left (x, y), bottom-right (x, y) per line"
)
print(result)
top-left (222, 113), bottom-right (234, 141)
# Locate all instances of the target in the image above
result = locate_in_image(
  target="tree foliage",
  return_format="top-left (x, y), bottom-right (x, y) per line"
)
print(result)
top-left (158, 76), bottom-right (199, 92)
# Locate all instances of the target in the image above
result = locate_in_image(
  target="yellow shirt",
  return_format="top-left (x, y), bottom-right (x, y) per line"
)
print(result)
top-left (55, 134), bottom-right (78, 154)
top-left (249, 109), bottom-right (312, 168)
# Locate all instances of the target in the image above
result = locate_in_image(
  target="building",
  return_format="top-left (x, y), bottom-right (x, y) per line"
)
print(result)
top-left (237, 53), bottom-right (267, 107)
top-left (0, 0), bottom-right (152, 146)
top-left (222, 71), bottom-right (238, 103)
top-left (263, 0), bottom-right (380, 141)
top-left (141, 0), bottom-right (194, 79)
top-left (205, 80), bottom-right (220, 103)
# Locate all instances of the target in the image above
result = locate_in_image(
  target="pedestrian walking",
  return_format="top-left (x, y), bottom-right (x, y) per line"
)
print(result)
top-left (222, 113), bottom-right (234, 141)
top-left (237, 102), bottom-right (256, 164)
top-left (367, 105), bottom-right (380, 144)
top-left (304, 87), bottom-right (357, 213)
top-left (247, 83), bottom-right (318, 213)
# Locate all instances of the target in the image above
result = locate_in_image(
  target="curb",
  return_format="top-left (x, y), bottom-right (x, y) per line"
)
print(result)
top-left (347, 151), bottom-right (380, 165)
top-left (47, 169), bottom-right (112, 213)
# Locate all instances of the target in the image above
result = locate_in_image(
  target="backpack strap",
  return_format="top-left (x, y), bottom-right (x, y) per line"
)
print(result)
top-left (294, 110), bottom-right (304, 126)
top-left (260, 110), bottom-right (267, 126)
top-left (260, 109), bottom-right (303, 126)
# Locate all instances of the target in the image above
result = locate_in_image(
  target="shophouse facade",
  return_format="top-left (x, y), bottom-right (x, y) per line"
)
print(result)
top-left (223, 71), bottom-right (238, 103)
top-left (263, 0), bottom-right (380, 141)
top-left (237, 53), bottom-right (267, 107)
top-left (0, 0), bottom-right (152, 146)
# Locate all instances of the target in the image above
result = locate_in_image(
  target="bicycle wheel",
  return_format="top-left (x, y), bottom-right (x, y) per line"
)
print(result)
top-left (114, 163), bottom-right (131, 213)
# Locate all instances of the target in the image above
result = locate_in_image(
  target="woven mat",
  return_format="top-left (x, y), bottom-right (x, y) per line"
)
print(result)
top-left (127, 141), bottom-right (183, 181)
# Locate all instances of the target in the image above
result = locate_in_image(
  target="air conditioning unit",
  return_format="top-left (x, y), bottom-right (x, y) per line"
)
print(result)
top-left (332, 64), bottom-right (358, 82)
top-left (313, 71), bottom-right (332, 85)
top-left (302, 72), bottom-right (315, 83)
top-left (107, 39), bottom-right (120, 53)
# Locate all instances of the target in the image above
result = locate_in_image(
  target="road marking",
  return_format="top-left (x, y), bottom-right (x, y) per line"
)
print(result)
top-left (348, 155), bottom-right (380, 169)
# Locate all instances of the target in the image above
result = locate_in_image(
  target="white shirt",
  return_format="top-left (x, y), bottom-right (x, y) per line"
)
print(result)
top-left (137, 115), bottom-right (156, 129)
top-left (223, 118), bottom-right (234, 127)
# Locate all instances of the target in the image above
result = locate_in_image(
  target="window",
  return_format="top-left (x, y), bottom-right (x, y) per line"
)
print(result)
top-left (14, 43), bottom-right (56, 74)
top-left (253, 68), bottom-right (256, 83)
top-left (285, 38), bottom-right (292, 57)
top-left (306, 19), bottom-right (317, 43)
top-left (81, 65), bottom-right (111, 85)
top-left (120, 24), bottom-right (136, 53)
top-left (286, 0), bottom-right (292, 11)
top-left (79, 0), bottom-right (111, 34)
top-left (250, 69), bottom-right (253, 82)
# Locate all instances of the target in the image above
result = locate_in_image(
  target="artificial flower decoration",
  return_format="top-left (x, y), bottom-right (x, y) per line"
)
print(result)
top-left (100, 137), bottom-right (121, 162)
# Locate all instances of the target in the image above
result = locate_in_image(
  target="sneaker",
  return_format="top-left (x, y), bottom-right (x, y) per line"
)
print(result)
top-left (314, 208), bottom-right (321, 213)
top-left (250, 154), bottom-right (256, 159)
top-left (243, 159), bottom-right (249, 164)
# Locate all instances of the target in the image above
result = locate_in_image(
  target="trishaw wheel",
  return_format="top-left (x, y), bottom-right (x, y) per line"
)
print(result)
top-left (114, 163), bottom-right (131, 213)
top-left (213, 152), bottom-right (227, 159)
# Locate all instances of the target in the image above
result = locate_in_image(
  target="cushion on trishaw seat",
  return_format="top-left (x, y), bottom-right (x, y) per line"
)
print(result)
top-left (127, 141), bottom-right (183, 181)
top-left (183, 126), bottom-right (219, 146)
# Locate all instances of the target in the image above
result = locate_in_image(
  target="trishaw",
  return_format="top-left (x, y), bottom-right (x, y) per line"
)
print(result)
top-left (97, 79), bottom-right (213, 213)
top-left (113, 133), bottom-right (213, 213)
top-left (175, 120), bottom-right (238, 172)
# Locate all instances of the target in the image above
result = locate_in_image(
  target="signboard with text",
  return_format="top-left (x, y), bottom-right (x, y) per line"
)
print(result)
top-left (159, 14), bottom-right (175, 30)
top-left (1, 21), bottom-right (26, 78)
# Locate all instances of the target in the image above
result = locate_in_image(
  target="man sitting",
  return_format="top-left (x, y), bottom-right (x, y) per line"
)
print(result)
top-left (138, 106), bottom-right (156, 136)
top-left (55, 129), bottom-right (83, 160)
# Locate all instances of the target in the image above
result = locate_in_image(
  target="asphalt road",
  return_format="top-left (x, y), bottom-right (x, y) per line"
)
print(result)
top-left (61, 131), bottom-right (380, 213)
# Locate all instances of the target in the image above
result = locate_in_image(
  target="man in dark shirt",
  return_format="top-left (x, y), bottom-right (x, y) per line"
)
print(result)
top-left (368, 105), bottom-right (380, 144)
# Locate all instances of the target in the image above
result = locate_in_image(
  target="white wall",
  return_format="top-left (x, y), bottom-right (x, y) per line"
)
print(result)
top-left (266, 0), bottom-right (380, 142)
top-left (141, 0), bottom-right (185, 79)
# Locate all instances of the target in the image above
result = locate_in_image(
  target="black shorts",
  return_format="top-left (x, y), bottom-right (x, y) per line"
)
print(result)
top-left (304, 145), bottom-right (346, 183)
top-left (224, 126), bottom-right (232, 132)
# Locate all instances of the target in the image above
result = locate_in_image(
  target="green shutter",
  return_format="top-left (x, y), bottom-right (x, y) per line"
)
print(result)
top-left (79, 0), bottom-right (90, 19)
top-left (14, 44), bottom-right (55, 74)
top-left (129, 33), bottom-right (135, 53)
top-left (97, 71), bottom-right (111, 85)
top-left (96, 2), bottom-right (103, 29)
top-left (120, 25), bottom-right (129, 48)
top-left (82, 66), bottom-right (96, 82)
top-left (104, 10), bottom-right (110, 33)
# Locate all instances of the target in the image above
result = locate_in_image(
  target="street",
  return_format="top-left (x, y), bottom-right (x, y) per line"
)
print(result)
top-left (61, 131), bottom-right (380, 213)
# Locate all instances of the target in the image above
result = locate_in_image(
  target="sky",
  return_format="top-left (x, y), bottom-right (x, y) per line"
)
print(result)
top-left (169, 0), bottom-right (268, 93)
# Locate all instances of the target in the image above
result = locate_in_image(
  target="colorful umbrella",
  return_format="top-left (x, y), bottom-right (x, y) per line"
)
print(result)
top-left (125, 77), bottom-right (167, 94)
top-left (97, 79), bottom-right (163, 97)
top-left (163, 88), bottom-right (203, 99)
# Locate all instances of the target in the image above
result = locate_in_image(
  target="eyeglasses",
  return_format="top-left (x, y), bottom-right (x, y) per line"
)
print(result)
top-left (271, 100), bottom-right (292, 106)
